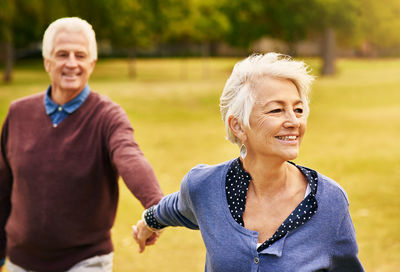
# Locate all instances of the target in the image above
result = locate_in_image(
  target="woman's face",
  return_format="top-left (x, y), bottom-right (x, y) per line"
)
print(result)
top-left (243, 77), bottom-right (306, 162)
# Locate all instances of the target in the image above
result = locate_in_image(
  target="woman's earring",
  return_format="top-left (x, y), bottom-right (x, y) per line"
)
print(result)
top-left (240, 144), bottom-right (247, 159)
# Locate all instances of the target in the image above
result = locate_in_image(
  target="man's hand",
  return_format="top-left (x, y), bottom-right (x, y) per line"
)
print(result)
top-left (132, 219), bottom-right (161, 253)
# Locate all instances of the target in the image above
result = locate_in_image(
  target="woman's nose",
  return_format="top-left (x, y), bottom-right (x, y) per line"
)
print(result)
top-left (283, 110), bottom-right (300, 128)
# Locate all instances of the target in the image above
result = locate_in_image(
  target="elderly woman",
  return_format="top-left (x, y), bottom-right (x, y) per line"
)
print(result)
top-left (132, 53), bottom-right (363, 271)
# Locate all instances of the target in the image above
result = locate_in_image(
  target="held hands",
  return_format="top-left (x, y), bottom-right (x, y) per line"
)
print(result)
top-left (132, 219), bottom-right (161, 253)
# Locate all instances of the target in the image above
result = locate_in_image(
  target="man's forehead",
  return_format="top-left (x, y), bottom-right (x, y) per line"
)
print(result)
top-left (52, 31), bottom-right (89, 51)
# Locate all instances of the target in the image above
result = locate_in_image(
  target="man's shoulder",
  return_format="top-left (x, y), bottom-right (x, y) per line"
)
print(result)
top-left (10, 93), bottom-right (44, 110)
top-left (86, 92), bottom-right (131, 130)
top-left (87, 91), bottom-right (123, 112)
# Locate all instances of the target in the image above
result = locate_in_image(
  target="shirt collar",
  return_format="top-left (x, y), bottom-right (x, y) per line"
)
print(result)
top-left (44, 85), bottom-right (91, 115)
top-left (232, 158), bottom-right (318, 195)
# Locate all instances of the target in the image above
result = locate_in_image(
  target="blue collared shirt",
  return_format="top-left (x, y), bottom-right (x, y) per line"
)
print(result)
top-left (44, 85), bottom-right (90, 127)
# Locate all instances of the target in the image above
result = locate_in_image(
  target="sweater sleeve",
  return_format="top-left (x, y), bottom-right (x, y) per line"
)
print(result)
top-left (0, 114), bottom-right (12, 260)
top-left (330, 208), bottom-right (364, 271)
top-left (152, 170), bottom-right (199, 230)
top-left (105, 103), bottom-right (163, 208)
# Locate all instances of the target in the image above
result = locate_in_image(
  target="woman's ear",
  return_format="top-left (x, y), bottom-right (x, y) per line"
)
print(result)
top-left (228, 116), bottom-right (246, 142)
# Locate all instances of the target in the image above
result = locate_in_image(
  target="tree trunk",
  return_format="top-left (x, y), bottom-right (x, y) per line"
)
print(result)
top-left (3, 42), bottom-right (14, 83)
top-left (321, 27), bottom-right (336, 75)
top-left (287, 42), bottom-right (297, 57)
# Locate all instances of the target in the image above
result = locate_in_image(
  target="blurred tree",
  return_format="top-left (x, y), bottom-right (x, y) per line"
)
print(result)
top-left (142, 0), bottom-right (229, 78)
top-left (191, 0), bottom-right (230, 78)
top-left (313, 0), bottom-right (361, 75)
top-left (358, 0), bottom-right (400, 56)
top-left (221, 0), bottom-right (361, 75)
top-left (0, 0), bottom-right (15, 82)
top-left (106, 0), bottom-right (153, 77)
top-left (3, 0), bottom-right (400, 82)
top-left (0, 0), bottom-right (44, 82)
top-left (191, 0), bottom-right (230, 56)
top-left (222, 0), bottom-right (318, 54)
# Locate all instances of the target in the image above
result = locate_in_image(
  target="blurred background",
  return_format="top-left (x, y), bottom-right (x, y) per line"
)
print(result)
top-left (1, 0), bottom-right (400, 271)
top-left (2, 0), bottom-right (400, 81)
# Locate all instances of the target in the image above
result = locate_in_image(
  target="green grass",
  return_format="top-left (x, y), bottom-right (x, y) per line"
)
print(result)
top-left (1, 57), bottom-right (399, 271)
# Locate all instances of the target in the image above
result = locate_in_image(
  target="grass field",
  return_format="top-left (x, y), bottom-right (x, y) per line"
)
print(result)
top-left (1, 57), bottom-right (399, 271)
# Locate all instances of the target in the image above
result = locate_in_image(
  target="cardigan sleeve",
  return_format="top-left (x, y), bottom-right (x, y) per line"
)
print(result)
top-left (152, 170), bottom-right (199, 230)
top-left (0, 114), bottom-right (13, 260)
top-left (330, 209), bottom-right (364, 271)
top-left (105, 103), bottom-right (163, 208)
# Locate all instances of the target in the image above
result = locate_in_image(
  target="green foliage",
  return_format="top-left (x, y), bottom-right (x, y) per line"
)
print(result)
top-left (313, 0), bottom-right (362, 46)
top-left (0, 0), bottom-right (44, 47)
top-left (1, 0), bottom-right (400, 56)
top-left (0, 0), bottom-right (15, 42)
top-left (106, 0), bottom-right (152, 49)
top-left (359, 0), bottom-right (400, 50)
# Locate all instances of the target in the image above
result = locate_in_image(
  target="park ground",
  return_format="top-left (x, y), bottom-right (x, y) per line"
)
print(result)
top-left (0, 57), bottom-right (399, 271)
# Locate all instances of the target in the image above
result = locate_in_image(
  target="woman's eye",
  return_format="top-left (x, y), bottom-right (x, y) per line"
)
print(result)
top-left (268, 109), bottom-right (282, 113)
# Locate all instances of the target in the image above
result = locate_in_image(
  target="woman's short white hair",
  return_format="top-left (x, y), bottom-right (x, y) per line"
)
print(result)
top-left (220, 53), bottom-right (314, 146)
top-left (42, 17), bottom-right (97, 61)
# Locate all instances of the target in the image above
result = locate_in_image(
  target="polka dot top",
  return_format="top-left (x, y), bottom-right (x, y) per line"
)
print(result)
top-left (226, 158), bottom-right (318, 252)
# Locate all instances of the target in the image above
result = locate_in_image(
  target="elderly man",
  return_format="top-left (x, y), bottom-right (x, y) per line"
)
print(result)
top-left (0, 17), bottom-right (163, 271)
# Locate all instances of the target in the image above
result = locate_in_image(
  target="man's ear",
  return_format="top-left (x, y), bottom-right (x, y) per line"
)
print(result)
top-left (228, 116), bottom-right (246, 143)
top-left (43, 58), bottom-right (51, 73)
top-left (89, 59), bottom-right (97, 72)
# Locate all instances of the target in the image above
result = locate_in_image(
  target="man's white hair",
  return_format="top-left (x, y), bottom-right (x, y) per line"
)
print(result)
top-left (220, 53), bottom-right (314, 146)
top-left (42, 17), bottom-right (97, 61)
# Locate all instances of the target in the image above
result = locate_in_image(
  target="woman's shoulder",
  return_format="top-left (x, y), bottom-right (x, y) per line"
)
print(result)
top-left (316, 171), bottom-right (349, 204)
top-left (296, 163), bottom-right (349, 206)
top-left (189, 159), bottom-right (233, 177)
top-left (184, 159), bottom-right (234, 188)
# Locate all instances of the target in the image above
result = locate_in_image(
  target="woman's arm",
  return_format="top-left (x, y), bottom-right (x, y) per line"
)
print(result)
top-left (132, 170), bottom-right (199, 252)
top-left (330, 210), bottom-right (364, 271)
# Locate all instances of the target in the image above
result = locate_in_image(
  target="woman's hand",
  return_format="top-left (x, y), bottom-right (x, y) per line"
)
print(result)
top-left (132, 219), bottom-right (161, 253)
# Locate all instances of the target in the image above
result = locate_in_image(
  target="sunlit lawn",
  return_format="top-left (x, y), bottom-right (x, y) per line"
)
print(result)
top-left (1, 57), bottom-right (399, 271)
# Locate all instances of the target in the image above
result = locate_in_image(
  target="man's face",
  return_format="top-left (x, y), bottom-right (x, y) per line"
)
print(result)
top-left (44, 30), bottom-right (96, 99)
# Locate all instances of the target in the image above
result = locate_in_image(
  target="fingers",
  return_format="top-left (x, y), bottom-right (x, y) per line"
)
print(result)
top-left (132, 220), bottom-right (160, 253)
top-left (145, 232), bottom-right (160, 246)
top-left (132, 224), bottom-right (146, 253)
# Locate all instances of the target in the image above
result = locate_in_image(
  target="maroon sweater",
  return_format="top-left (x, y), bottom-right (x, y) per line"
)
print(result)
top-left (0, 92), bottom-right (163, 271)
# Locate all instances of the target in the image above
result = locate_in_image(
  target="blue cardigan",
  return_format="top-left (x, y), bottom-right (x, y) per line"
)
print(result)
top-left (154, 160), bottom-right (363, 271)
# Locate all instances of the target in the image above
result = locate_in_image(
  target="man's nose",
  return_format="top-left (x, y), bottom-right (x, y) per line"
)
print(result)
top-left (66, 54), bottom-right (78, 66)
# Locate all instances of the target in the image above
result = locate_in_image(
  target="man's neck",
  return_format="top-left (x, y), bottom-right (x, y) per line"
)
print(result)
top-left (51, 87), bottom-right (83, 105)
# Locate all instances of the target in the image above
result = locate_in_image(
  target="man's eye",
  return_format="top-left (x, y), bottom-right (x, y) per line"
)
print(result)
top-left (295, 108), bottom-right (304, 114)
top-left (76, 54), bottom-right (86, 59)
